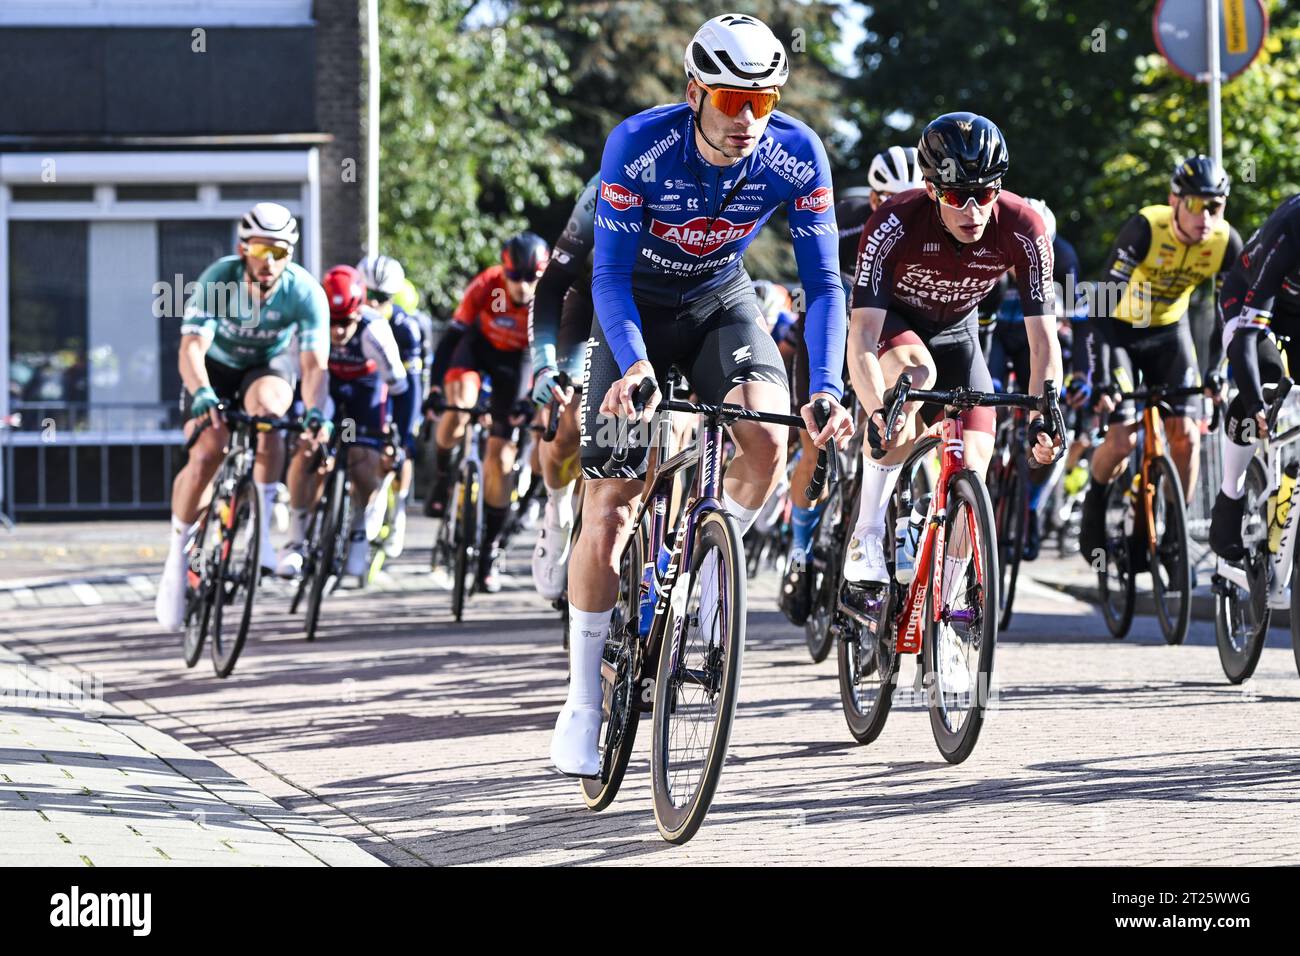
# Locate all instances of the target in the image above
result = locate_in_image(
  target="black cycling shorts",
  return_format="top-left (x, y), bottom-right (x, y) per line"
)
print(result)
top-left (446, 327), bottom-right (529, 440)
top-left (180, 350), bottom-right (297, 416)
top-left (579, 267), bottom-right (788, 478)
top-left (1101, 319), bottom-right (1199, 419)
top-left (876, 308), bottom-right (995, 434)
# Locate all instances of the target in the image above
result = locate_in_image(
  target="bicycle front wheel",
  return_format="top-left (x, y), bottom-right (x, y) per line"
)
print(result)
top-left (923, 468), bottom-right (998, 764)
top-left (1148, 454), bottom-right (1192, 645)
top-left (306, 465), bottom-right (347, 642)
top-left (210, 479), bottom-right (261, 678)
top-left (452, 461), bottom-right (480, 622)
top-left (1216, 459), bottom-right (1270, 683)
top-left (183, 506), bottom-right (220, 668)
top-left (804, 482), bottom-right (842, 664)
top-left (651, 509), bottom-right (745, 845)
top-left (993, 456), bottom-right (1027, 631)
top-left (1098, 469), bottom-right (1136, 639)
top-left (581, 515), bottom-right (646, 812)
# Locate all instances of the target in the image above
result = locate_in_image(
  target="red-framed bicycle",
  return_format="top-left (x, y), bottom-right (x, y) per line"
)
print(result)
top-left (836, 372), bottom-right (1064, 763)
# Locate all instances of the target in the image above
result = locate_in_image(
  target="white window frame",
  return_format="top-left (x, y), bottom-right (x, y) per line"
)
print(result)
top-left (0, 149), bottom-right (321, 442)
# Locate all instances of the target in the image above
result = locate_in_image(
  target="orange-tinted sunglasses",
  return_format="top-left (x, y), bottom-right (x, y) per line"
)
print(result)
top-left (698, 82), bottom-right (781, 119)
top-left (244, 241), bottom-right (292, 261)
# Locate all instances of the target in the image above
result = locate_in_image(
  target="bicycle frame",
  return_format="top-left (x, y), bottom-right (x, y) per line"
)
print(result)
top-left (1218, 419), bottom-right (1300, 608)
top-left (895, 416), bottom-right (984, 654)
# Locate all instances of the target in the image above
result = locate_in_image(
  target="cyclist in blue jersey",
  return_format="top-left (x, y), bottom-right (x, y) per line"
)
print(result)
top-left (357, 255), bottom-right (424, 557)
top-left (550, 14), bottom-right (854, 776)
top-left (154, 203), bottom-right (331, 631)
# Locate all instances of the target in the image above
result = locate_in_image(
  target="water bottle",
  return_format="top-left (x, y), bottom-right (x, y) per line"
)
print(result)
top-left (895, 495), bottom-right (928, 584)
top-left (638, 542), bottom-right (674, 636)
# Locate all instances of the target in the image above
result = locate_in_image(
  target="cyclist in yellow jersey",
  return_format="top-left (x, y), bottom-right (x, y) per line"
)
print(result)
top-left (1078, 156), bottom-right (1241, 561)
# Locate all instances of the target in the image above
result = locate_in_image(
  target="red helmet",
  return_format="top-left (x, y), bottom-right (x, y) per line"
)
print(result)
top-left (323, 265), bottom-right (366, 320)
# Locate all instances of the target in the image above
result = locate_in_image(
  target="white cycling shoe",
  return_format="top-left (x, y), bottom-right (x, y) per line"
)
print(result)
top-left (531, 506), bottom-right (572, 601)
top-left (258, 528), bottom-right (278, 574)
top-left (154, 553), bottom-right (187, 632)
top-left (843, 527), bottom-right (889, 585)
top-left (550, 705), bottom-right (602, 777)
top-left (277, 543), bottom-right (305, 579)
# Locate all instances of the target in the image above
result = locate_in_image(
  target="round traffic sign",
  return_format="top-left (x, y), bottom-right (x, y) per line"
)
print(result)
top-left (1153, 0), bottom-right (1268, 82)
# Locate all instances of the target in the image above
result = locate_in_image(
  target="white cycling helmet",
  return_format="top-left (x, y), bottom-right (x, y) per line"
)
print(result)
top-left (355, 255), bottom-right (406, 296)
top-left (867, 146), bottom-right (924, 195)
top-left (684, 14), bottom-right (789, 89)
top-left (238, 202), bottom-right (299, 246)
top-left (1025, 198), bottom-right (1057, 242)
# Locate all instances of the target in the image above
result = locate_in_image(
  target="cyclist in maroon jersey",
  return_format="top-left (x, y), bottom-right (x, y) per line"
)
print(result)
top-left (843, 112), bottom-right (1063, 594)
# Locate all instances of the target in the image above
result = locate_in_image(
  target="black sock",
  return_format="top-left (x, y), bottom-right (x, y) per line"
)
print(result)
top-left (482, 506), bottom-right (508, 558)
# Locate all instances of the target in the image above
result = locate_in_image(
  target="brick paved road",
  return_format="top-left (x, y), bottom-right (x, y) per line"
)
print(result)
top-left (2, 516), bottom-right (1299, 865)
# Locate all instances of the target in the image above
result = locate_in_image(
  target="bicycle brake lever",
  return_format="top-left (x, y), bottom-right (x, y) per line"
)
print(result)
top-left (872, 373), bottom-right (912, 460)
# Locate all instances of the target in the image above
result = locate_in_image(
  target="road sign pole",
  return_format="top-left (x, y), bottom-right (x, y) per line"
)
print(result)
top-left (1206, 0), bottom-right (1224, 167)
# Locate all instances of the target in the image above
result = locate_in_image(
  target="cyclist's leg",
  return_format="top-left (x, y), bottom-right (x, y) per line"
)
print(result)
top-left (476, 350), bottom-right (528, 586)
top-left (926, 315), bottom-right (997, 605)
top-left (788, 314), bottom-right (825, 548)
top-left (539, 281), bottom-right (590, 527)
top-left (157, 356), bottom-right (239, 629)
top-left (843, 310), bottom-right (936, 583)
top-left (1213, 324), bottom-right (1289, 558)
top-left (1081, 319), bottom-right (1139, 558)
top-left (240, 353), bottom-right (297, 569)
top-left (278, 384), bottom-right (335, 576)
top-left (429, 333), bottom-right (483, 509)
top-left (552, 316), bottom-right (655, 776)
top-left (1143, 322), bottom-right (1201, 503)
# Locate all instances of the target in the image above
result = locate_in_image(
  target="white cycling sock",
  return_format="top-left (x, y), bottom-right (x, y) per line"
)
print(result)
top-left (547, 481), bottom-right (575, 527)
top-left (288, 507), bottom-right (310, 547)
top-left (167, 515), bottom-right (197, 567)
top-left (722, 491), bottom-right (761, 537)
top-left (1221, 440), bottom-right (1255, 499)
top-left (854, 458), bottom-right (902, 534)
top-left (565, 606), bottom-right (613, 712)
top-left (255, 480), bottom-right (277, 536)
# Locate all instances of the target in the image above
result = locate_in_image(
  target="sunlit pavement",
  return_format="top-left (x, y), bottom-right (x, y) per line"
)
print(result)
top-left (2, 517), bottom-right (1298, 865)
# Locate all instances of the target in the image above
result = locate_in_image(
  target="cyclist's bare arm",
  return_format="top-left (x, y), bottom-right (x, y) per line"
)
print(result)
top-left (1024, 311), bottom-right (1065, 464)
top-left (299, 349), bottom-right (329, 413)
top-left (178, 334), bottom-right (221, 429)
top-left (847, 306), bottom-right (888, 412)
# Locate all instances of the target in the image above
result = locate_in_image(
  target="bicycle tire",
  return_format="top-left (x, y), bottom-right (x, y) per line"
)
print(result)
top-left (581, 516), bottom-right (646, 812)
top-left (651, 509), bottom-right (745, 845)
top-left (1098, 469), bottom-right (1137, 639)
top-left (182, 505), bottom-right (219, 668)
top-left (1148, 454), bottom-right (1192, 646)
top-left (1215, 460), bottom-right (1270, 682)
top-left (452, 461), bottom-right (480, 622)
top-left (306, 464), bottom-right (347, 643)
top-left (994, 455), bottom-right (1027, 631)
top-left (803, 484), bottom-right (840, 663)
top-left (210, 479), bottom-right (260, 679)
top-left (924, 468), bottom-right (998, 764)
top-left (291, 484), bottom-right (328, 616)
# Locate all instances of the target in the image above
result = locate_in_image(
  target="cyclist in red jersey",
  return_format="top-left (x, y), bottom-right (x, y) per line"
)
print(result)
top-left (426, 232), bottom-right (550, 591)
top-left (843, 112), bottom-right (1063, 598)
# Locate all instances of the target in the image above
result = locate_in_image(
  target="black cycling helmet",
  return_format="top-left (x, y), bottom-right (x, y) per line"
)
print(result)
top-left (917, 112), bottom-right (1010, 188)
top-left (1170, 154), bottom-right (1230, 197)
top-left (501, 231), bottom-right (550, 281)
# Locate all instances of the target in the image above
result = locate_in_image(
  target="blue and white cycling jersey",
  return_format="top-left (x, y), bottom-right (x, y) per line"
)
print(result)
top-left (592, 103), bottom-right (846, 398)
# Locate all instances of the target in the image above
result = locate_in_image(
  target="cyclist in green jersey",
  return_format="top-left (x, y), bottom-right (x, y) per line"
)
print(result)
top-left (154, 203), bottom-right (331, 631)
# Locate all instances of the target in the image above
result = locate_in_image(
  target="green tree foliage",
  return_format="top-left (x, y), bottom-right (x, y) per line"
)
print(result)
top-left (846, 0), bottom-right (1153, 272)
top-left (1087, 11), bottom-right (1300, 258)
top-left (378, 0), bottom-right (583, 314)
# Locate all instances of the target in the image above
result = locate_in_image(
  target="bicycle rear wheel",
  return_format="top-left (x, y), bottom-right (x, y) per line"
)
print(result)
top-left (1098, 469), bottom-right (1136, 639)
top-left (651, 509), bottom-right (745, 844)
top-left (1148, 454), bottom-right (1192, 645)
top-left (1216, 460), bottom-right (1271, 682)
top-left (924, 469), bottom-right (998, 764)
top-left (452, 461), bottom-right (480, 622)
top-left (581, 516), bottom-right (646, 811)
top-left (305, 465), bottom-right (347, 642)
top-left (209, 479), bottom-right (261, 679)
